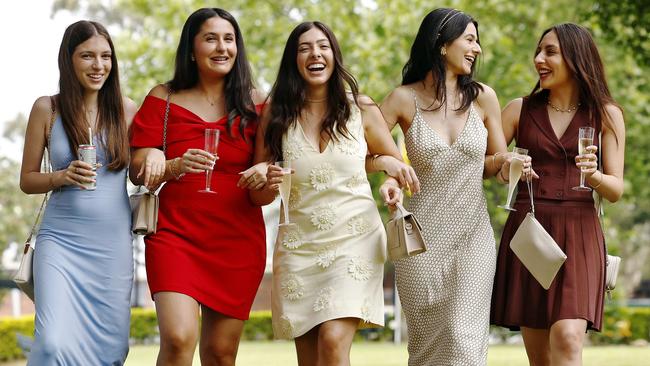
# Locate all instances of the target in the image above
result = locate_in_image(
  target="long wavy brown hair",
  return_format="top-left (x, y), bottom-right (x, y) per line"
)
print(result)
top-left (530, 23), bottom-right (621, 141)
top-left (57, 20), bottom-right (129, 170)
top-left (264, 21), bottom-right (359, 161)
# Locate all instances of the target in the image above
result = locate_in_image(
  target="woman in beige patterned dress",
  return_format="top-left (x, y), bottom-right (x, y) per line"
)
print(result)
top-left (250, 21), bottom-right (418, 366)
top-left (381, 8), bottom-right (508, 366)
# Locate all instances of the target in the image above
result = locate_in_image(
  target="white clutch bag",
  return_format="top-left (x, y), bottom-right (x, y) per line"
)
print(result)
top-left (509, 179), bottom-right (567, 290)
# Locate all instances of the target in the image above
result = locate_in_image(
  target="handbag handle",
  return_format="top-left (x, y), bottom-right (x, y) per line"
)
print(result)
top-left (391, 202), bottom-right (410, 219)
top-left (525, 174), bottom-right (535, 216)
top-left (27, 96), bottom-right (57, 242)
top-left (162, 88), bottom-right (172, 154)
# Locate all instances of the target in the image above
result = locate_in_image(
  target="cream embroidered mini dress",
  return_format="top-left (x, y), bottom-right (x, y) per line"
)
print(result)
top-left (271, 105), bottom-right (386, 339)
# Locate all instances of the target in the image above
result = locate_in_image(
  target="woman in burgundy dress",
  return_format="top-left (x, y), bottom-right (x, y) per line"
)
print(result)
top-left (129, 8), bottom-right (269, 365)
top-left (491, 23), bottom-right (625, 365)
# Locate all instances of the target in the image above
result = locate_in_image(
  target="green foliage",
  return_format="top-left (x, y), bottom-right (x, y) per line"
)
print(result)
top-left (129, 307), bottom-right (159, 342)
top-left (0, 316), bottom-right (34, 362)
top-left (591, 306), bottom-right (650, 345)
top-left (242, 310), bottom-right (274, 340)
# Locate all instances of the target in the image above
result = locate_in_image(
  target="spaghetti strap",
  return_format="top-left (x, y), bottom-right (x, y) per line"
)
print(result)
top-left (409, 87), bottom-right (420, 111)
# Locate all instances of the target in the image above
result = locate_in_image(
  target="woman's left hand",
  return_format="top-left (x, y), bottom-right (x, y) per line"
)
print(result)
top-left (380, 178), bottom-right (402, 211)
top-left (575, 145), bottom-right (598, 176)
top-left (238, 162), bottom-right (269, 190)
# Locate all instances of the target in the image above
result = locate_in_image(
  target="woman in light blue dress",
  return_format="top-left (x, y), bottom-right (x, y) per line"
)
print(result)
top-left (19, 21), bottom-right (137, 365)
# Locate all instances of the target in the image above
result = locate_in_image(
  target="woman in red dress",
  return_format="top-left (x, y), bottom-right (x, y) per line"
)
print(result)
top-left (491, 23), bottom-right (625, 366)
top-left (129, 8), bottom-right (268, 365)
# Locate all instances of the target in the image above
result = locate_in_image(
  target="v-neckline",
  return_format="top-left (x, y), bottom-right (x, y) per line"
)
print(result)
top-left (296, 119), bottom-right (331, 154)
top-left (544, 106), bottom-right (581, 145)
top-left (415, 104), bottom-right (474, 149)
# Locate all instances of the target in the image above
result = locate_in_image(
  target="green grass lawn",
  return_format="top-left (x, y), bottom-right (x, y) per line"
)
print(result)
top-left (3, 342), bottom-right (649, 365)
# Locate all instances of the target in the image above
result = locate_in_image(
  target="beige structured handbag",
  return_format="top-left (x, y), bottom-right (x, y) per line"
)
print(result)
top-left (13, 96), bottom-right (56, 301)
top-left (386, 203), bottom-right (427, 261)
top-left (509, 179), bottom-right (567, 290)
top-left (130, 91), bottom-right (171, 235)
top-left (130, 191), bottom-right (159, 235)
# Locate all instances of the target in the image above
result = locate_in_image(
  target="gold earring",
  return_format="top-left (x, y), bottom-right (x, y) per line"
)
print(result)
top-left (441, 48), bottom-right (447, 56)
top-left (191, 54), bottom-right (195, 61)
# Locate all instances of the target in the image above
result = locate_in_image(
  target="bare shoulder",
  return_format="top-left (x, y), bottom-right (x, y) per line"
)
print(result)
top-left (251, 89), bottom-right (267, 105)
top-left (357, 93), bottom-right (377, 107)
top-left (33, 95), bottom-right (54, 113)
top-left (383, 85), bottom-right (413, 105)
top-left (148, 84), bottom-right (170, 99)
top-left (503, 97), bottom-right (524, 115)
top-left (381, 85), bottom-right (415, 120)
top-left (122, 97), bottom-right (138, 127)
top-left (604, 103), bottom-right (625, 131)
top-left (476, 83), bottom-right (498, 105)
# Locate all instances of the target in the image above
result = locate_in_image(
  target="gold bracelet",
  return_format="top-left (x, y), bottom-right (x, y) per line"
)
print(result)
top-left (492, 152), bottom-right (503, 170)
top-left (370, 155), bottom-right (378, 171)
top-left (591, 171), bottom-right (604, 189)
top-left (169, 158), bottom-right (184, 180)
top-left (49, 173), bottom-right (56, 190)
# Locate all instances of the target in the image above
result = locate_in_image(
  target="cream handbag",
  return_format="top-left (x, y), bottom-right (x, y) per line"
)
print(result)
top-left (130, 91), bottom-right (170, 235)
top-left (509, 179), bottom-right (567, 290)
top-left (386, 203), bottom-right (427, 261)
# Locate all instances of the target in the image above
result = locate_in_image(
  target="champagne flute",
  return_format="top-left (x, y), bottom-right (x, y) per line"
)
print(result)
top-left (276, 161), bottom-right (292, 225)
top-left (198, 129), bottom-right (220, 194)
top-left (498, 147), bottom-right (528, 211)
top-left (572, 126), bottom-right (595, 191)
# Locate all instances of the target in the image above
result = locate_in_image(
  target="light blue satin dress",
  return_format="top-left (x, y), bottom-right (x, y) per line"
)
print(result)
top-left (28, 117), bottom-right (133, 365)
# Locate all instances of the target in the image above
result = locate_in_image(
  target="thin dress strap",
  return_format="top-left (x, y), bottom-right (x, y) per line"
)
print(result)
top-left (409, 87), bottom-right (420, 111)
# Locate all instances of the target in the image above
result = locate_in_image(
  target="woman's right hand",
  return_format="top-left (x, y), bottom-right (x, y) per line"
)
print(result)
top-left (264, 164), bottom-right (285, 193)
top-left (498, 153), bottom-right (538, 182)
top-left (59, 160), bottom-right (98, 189)
top-left (137, 148), bottom-right (166, 190)
top-left (178, 148), bottom-right (218, 175)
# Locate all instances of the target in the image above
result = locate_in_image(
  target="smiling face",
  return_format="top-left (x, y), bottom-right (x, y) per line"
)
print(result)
top-left (193, 16), bottom-right (237, 78)
top-left (72, 35), bottom-right (112, 92)
top-left (534, 30), bottom-right (572, 90)
top-left (296, 27), bottom-right (334, 88)
top-left (443, 22), bottom-right (481, 76)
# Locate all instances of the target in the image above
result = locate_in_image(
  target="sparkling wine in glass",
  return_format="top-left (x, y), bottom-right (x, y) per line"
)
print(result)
top-left (498, 147), bottom-right (528, 211)
top-left (572, 126), bottom-right (595, 192)
top-left (276, 161), bottom-right (292, 225)
top-left (198, 129), bottom-right (220, 194)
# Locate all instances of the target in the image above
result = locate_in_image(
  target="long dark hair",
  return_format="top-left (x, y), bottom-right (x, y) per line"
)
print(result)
top-left (169, 8), bottom-right (256, 138)
top-left (57, 20), bottom-right (128, 170)
top-left (265, 21), bottom-right (359, 161)
top-left (530, 23), bottom-right (620, 140)
top-left (402, 8), bottom-right (483, 113)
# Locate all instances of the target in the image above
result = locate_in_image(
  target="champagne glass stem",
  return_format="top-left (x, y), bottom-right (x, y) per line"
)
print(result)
top-left (205, 169), bottom-right (213, 192)
top-left (283, 201), bottom-right (290, 224)
top-left (579, 171), bottom-right (586, 188)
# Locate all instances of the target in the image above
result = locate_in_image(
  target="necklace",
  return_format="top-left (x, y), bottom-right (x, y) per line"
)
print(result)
top-left (547, 99), bottom-right (580, 113)
top-left (305, 97), bottom-right (327, 103)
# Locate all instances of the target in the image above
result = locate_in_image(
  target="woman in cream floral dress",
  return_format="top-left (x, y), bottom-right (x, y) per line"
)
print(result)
top-left (250, 21), bottom-right (418, 365)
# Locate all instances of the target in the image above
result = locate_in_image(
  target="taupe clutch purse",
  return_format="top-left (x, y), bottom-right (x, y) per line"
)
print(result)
top-left (386, 203), bottom-right (427, 261)
top-left (509, 179), bottom-right (567, 290)
top-left (130, 191), bottom-right (159, 235)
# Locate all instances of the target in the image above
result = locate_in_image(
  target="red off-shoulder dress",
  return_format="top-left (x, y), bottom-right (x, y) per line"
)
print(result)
top-left (130, 95), bottom-right (266, 320)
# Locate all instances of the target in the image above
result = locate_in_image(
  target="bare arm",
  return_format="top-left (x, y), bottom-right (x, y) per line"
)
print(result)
top-left (476, 84), bottom-right (508, 179)
top-left (360, 95), bottom-right (418, 203)
top-left (495, 98), bottom-right (536, 184)
top-left (249, 105), bottom-right (280, 206)
top-left (582, 105), bottom-right (625, 202)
